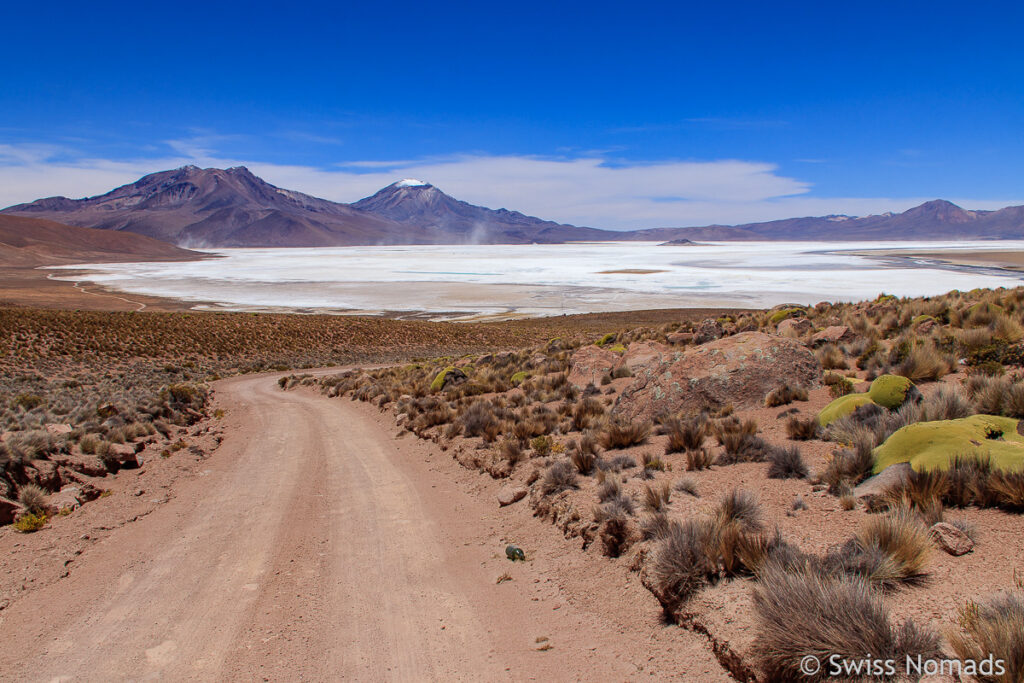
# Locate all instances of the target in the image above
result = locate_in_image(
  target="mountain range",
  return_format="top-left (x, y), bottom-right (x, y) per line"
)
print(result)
top-left (3, 165), bottom-right (1023, 248)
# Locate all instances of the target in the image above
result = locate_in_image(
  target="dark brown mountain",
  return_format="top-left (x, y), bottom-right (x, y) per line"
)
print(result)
top-left (4, 166), bottom-right (1024, 246)
top-left (0, 215), bottom-right (200, 267)
top-left (2, 167), bottom-right (616, 247)
top-left (351, 179), bottom-right (612, 243)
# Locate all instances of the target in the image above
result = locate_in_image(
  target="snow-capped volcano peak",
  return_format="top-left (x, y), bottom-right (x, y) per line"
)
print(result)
top-left (395, 178), bottom-right (429, 187)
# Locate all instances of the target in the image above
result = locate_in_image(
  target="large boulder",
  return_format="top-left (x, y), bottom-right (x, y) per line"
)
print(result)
top-left (106, 443), bottom-right (140, 470)
top-left (497, 484), bottom-right (528, 507)
top-left (614, 341), bottom-right (673, 374)
top-left (567, 345), bottom-right (620, 389)
top-left (612, 332), bottom-right (822, 422)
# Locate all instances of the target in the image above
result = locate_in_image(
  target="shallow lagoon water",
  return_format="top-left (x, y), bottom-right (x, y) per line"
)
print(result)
top-left (49, 241), bottom-right (1024, 320)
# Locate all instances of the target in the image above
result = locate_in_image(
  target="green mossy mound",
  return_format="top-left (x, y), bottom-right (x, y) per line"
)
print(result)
top-left (609, 344), bottom-right (627, 354)
top-left (769, 307), bottom-right (804, 324)
top-left (595, 333), bottom-right (616, 347)
top-left (873, 414), bottom-right (1024, 473)
top-left (868, 374), bottom-right (915, 409)
top-left (430, 366), bottom-right (462, 392)
top-left (967, 301), bottom-right (1005, 317)
top-left (911, 314), bottom-right (935, 326)
top-left (818, 393), bottom-right (876, 427)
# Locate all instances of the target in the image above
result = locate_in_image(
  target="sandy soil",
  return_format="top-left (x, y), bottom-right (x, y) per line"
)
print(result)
top-left (0, 267), bottom-right (199, 311)
top-left (0, 371), bottom-right (728, 681)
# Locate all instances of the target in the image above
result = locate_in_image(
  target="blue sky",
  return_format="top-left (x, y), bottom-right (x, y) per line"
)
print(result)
top-left (2, 1), bottom-right (1022, 228)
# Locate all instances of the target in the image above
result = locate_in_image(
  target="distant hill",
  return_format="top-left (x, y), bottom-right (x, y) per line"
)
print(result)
top-left (631, 200), bottom-right (1024, 241)
top-left (4, 166), bottom-right (1024, 247)
top-left (0, 215), bottom-right (200, 267)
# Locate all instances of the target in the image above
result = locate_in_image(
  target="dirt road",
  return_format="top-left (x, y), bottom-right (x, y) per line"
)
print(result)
top-left (0, 373), bottom-right (727, 681)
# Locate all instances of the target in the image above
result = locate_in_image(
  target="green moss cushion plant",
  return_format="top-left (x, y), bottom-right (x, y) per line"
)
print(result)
top-left (818, 393), bottom-right (876, 427)
top-left (873, 414), bottom-right (1024, 473)
top-left (609, 344), bottom-right (627, 353)
top-left (596, 333), bottom-right (616, 347)
top-left (510, 371), bottom-right (529, 385)
top-left (868, 374), bottom-right (915, 409)
top-left (430, 366), bottom-right (459, 392)
top-left (769, 307), bottom-right (804, 324)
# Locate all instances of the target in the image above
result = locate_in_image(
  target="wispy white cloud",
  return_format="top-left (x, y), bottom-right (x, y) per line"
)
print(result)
top-left (0, 143), bottom-right (1020, 229)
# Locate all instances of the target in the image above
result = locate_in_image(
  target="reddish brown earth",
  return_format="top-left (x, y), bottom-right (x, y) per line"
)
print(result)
top-left (0, 371), bottom-right (728, 681)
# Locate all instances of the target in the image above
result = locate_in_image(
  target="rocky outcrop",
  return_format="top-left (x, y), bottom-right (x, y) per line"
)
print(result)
top-left (567, 345), bottom-right (620, 389)
top-left (694, 319), bottom-right (724, 344)
top-left (612, 332), bottom-right (821, 422)
top-left (497, 484), bottom-right (528, 507)
top-left (776, 317), bottom-right (812, 336)
top-left (810, 325), bottom-right (853, 346)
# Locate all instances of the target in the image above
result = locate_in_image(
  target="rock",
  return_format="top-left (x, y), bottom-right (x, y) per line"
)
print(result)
top-left (810, 325), bottom-right (853, 346)
top-left (107, 443), bottom-right (139, 469)
top-left (614, 341), bottom-right (673, 374)
top-left (395, 413), bottom-right (409, 427)
top-left (567, 345), bottom-right (620, 389)
top-left (854, 463), bottom-right (913, 503)
top-left (28, 460), bottom-right (61, 490)
top-left (96, 403), bottom-right (119, 419)
top-left (666, 332), bottom-right (694, 345)
top-left (454, 357), bottom-right (474, 368)
top-left (53, 454), bottom-right (107, 478)
top-left (694, 318), bottom-right (724, 344)
top-left (44, 423), bottom-right (73, 436)
top-left (914, 319), bottom-right (937, 335)
top-left (930, 522), bottom-right (974, 556)
top-left (612, 332), bottom-right (821, 422)
top-left (497, 485), bottom-right (528, 507)
top-left (0, 497), bottom-right (21, 525)
top-left (528, 353), bottom-right (549, 368)
top-left (49, 486), bottom-right (83, 513)
top-left (777, 317), bottom-right (812, 336)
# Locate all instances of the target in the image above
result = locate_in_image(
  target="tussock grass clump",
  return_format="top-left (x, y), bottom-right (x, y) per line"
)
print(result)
top-left (674, 476), bottom-right (699, 497)
top-left (17, 484), bottom-right (48, 514)
top-left (949, 592), bottom-right (1024, 683)
top-left (642, 482), bottom-right (671, 512)
top-left (685, 447), bottom-right (715, 471)
top-left (785, 415), bottom-right (819, 440)
top-left (716, 431), bottom-right (770, 464)
top-left (767, 445), bottom-right (808, 479)
top-left (541, 460), bottom-right (578, 495)
top-left (854, 506), bottom-right (932, 588)
top-left (594, 494), bottom-right (636, 556)
top-left (753, 567), bottom-right (940, 682)
top-left (664, 415), bottom-right (707, 454)
top-left (598, 419), bottom-right (650, 450)
top-left (645, 518), bottom-right (715, 612)
top-left (765, 382), bottom-right (809, 408)
top-left (571, 397), bottom-right (605, 431)
top-left (715, 488), bottom-right (763, 534)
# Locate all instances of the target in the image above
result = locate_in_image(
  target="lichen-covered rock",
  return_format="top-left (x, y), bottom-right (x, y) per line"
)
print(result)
top-left (868, 374), bottom-right (916, 409)
top-left (930, 522), bottom-right (974, 556)
top-left (567, 345), bottom-right (620, 389)
top-left (818, 393), bottom-right (876, 427)
top-left (693, 319), bottom-right (724, 344)
top-left (612, 332), bottom-right (821, 422)
top-left (777, 317), bottom-right (812, 336)
top-left (430, 366), bottom-right (468, 392)
top-left (873, 414), bottom-right (1024, 473)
